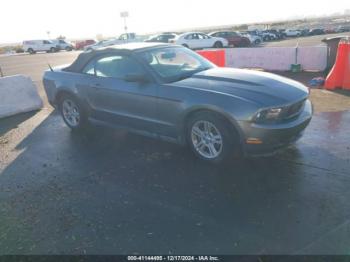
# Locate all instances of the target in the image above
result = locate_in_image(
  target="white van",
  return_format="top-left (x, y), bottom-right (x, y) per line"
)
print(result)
top-left (23, 40), bottom-right (59, 54)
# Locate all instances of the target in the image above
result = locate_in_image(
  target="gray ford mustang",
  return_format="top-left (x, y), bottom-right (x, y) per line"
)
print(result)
top-left (43, 43), bottom-right (312, 163)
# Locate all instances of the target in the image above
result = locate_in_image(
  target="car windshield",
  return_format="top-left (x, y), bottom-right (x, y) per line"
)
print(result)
top-left (139, 47), bottom-right (214, 83)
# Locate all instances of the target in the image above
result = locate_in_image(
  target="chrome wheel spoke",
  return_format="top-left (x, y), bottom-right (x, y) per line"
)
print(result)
top-left (192, 126), bottom-right (204, 138)
top-left (212, 135), bottom-right (222, 144)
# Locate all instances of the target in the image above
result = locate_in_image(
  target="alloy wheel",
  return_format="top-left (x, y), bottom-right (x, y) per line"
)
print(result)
top-left (191, 120), bottom-right (223, 159)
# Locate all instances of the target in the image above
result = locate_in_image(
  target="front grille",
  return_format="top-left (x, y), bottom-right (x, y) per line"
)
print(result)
top-left (281, 99), bottom-right (306, 120)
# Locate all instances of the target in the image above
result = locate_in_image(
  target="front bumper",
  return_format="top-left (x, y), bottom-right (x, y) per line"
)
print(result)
top-left (239, 99), bottom-right (313, 156)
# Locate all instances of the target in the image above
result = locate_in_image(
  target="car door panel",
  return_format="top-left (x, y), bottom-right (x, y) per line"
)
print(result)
top-left (87, 77), bottom-right (158, 132)
top-left (78, 54), bottom-right (158, 133)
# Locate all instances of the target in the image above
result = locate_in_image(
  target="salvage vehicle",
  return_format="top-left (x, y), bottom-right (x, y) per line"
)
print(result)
top-left (23, 40), bottom-right (59, 54)
top-left (74, 39), bottom-right (96, 50)
top-left (208, 31), bottom-right (250, 47)
top-left (85, 33), bottom-right (142, 51)
top-left (240, 32), bottom-right (263, 45)
top-left (261, 31), bottom-right (277, 41)
top-left (145, 33), bottom-right (177, 43)
top-left (51, 39), bottom-right (74, 51)
top-left (308, 29), bottom-right (325, 36)
top-left (265, 29), bottom-right (284, 39)
top-left (169, 32), bottom-right (228, 49)
top-left (284, 29), bottom-right (301, 37)
top-left (43, 43), bottom-right (312, 163)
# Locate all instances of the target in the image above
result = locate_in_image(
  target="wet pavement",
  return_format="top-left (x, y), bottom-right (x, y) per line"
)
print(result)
top-left (0, 109), bottom-right (350, 255)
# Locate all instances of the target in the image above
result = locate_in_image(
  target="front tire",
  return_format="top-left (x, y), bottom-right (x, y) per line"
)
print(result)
top-left (59, 94), bottom-right (87, 131)
top-left (186, 111), bottom-right (238, 164)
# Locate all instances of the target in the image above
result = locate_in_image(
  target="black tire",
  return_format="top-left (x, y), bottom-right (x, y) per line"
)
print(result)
top-left (182, 44), bottom-right (189, 48)
top-left (186, 111), bottom-right (239, 164)
top-left (58, 94), bottom-right (88, 132)
top-left (214, 41), bottom-right (223, 48)
top-left (28, 48), bottom-right (35, 54)
top-left (240, 40), bottom-right (250, 47)
top-left (65, 46), bottom-right (73, 51)
top-left (50, 47), bottom-right (56, 53)
top-left (254, 39), bottom-right (261, 45)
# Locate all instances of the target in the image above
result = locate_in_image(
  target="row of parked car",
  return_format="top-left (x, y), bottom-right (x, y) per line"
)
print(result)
top-left (22, 24), bottom-right (350, 54)
top-left (82, 26), bottom-right (350, 51)
top-left (81, 31), bottom-right (260, 51)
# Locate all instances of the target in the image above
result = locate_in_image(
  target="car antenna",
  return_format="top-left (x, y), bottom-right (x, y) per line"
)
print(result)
top-left (45, 57), bottom-right (54, 72)
top-left (48, 63), bottom-right (54, 72)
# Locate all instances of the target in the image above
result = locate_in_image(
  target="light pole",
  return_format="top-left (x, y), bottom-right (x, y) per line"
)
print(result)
top-left (120, 11), bottom-right (129, 34)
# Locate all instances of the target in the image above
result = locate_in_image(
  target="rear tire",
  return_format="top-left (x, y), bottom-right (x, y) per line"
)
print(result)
top-left (186, 111), bottom-right (239, 164)
top-left (28, 48), bottom-right (35, 54)
top-left (59, 94), bottom-right (88, 132)
top-left (65, 46), bottom-right (73, 51)
top-left (182, 44), bottom-right (189, 48)
top-left (50, 47), bottom-right (56, 53)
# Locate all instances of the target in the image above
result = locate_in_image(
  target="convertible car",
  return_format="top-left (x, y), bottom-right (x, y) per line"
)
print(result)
top-left (43, 43), bottom-right (312, 163)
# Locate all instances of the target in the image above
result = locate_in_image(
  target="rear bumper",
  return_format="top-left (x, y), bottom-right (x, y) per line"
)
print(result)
top-left (239, 99), bottom-right (313, 156)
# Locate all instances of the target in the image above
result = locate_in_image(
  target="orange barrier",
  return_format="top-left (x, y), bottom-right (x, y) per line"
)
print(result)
top-left (196, 49), bottom-right (226, 67)
top-left (342, 43), bottom-right (350, 90)
top-left (324, 41), bottom-right (349, 90)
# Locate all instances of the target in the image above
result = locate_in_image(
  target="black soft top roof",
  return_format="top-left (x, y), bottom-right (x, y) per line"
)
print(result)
top-left (64, 42), bottom-right (170, 73)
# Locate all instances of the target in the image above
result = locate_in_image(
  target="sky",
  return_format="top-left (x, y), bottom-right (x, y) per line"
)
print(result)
top-left (0, 0), bottom-right (349, 43)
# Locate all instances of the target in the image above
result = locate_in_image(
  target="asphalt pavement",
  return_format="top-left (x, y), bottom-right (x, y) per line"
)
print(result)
top-left (0, 48), bottom-right (350, 255)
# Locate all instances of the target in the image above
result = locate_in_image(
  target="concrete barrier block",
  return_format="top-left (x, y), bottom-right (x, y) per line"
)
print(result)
top-left (297, 46), bottom-right (328, 71)
top-left (225, 47), bottom-right (296, 71)
top-left (0, 75), bottom-right (43, 119)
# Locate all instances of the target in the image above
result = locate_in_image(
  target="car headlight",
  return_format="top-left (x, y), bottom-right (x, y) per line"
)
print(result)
top-left (254, 107), bottom-right (282, 122)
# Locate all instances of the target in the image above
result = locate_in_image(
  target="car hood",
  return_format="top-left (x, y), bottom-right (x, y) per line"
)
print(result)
top-left (173, 67), bottom-right (309, 107)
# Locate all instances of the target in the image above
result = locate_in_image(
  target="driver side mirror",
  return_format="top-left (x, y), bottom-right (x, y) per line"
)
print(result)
top-left (124, 73), bottom-right (149, 83)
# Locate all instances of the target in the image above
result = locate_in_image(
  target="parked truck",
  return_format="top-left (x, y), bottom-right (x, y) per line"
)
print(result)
top-left (84, 33), bottom-right (142, 51)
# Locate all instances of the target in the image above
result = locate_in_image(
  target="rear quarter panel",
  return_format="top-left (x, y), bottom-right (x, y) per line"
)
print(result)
top-left (43, 69), bottom-right (85, 106)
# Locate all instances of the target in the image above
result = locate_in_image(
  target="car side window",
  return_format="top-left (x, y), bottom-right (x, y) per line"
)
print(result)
top-left (82, 55), bottom-right (145, 79)
top-left (185, 34), bottom-right (194, 40)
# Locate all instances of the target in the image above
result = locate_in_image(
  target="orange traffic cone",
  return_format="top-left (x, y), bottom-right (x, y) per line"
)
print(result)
top-left (324, 41), bottom-right (348, 90)
top-left (342, 43), bottom-right (350, 90)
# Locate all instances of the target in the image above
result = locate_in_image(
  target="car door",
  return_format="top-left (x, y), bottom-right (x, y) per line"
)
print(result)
top-left (229, 32), bottom-right (241, 46)
top-left (184, 33), bottom-right (200, 49)
top-left (42, 40), bottom-right (51, 51)
top-left (198, 33), bottom-right (212, 48)
top-left (80, 54), bottom-right (158, 133)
